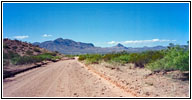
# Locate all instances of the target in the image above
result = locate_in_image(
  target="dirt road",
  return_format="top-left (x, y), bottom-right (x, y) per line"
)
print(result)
top-left (3, 58), bottom-right (133, 97)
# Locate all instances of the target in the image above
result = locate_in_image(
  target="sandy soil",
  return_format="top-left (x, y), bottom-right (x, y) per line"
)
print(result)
top-left (3, 57), bottom-right (72, 79)
top-left (3, 59), bottom-right (133, 97)
top-left (87, 62), bottom-right (189, 97)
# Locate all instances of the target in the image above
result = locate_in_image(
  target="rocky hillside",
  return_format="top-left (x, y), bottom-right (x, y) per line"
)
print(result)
top-left (3, 38), bottom-right (61, 67)
top-left (3, 38), bottom-right (49, 56)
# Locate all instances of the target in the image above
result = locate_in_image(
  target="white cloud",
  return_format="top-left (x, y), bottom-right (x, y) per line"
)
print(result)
top-left (43, 34), bottom-right (52, 37)
top-left (13, 35), bottom-right (29, 39)
top-left (107, 39), bottom-right (176, 45)
top-left (107, 41), bottom-right (116, 44)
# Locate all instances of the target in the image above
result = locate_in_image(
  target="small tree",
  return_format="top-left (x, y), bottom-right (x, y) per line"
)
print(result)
top-left (168, 43), bottom-right (174, 49)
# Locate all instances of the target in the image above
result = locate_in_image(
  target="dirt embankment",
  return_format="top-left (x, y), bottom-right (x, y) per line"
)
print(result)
top-left (3, 57), bottom-right (70, 79)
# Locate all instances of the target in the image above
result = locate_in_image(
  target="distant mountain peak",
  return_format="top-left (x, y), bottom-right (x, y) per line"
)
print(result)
top-left (54, 38), bottom-right (75, 43)
top-left (116, 43), bottom-right (125, 47)
top-left (55, 38), bottom-right (63, 41)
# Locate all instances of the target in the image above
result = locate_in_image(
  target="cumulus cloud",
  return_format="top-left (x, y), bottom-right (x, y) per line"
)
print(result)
top-left (107, 39), bottom-right (176, 45)
top-left (43, 34), bottom-right (52, 37)
top-left (107, 41), bottom-right (116, 44)
top-left (13, 35), bottom-right (29, 39)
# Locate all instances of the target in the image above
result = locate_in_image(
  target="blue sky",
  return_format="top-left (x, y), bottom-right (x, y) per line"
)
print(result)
top-left (3, 3), bottom-right (189, 47)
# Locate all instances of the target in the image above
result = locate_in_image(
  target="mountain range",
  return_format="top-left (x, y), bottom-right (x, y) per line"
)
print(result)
top-left (33, 38), bottom-right (167, 55)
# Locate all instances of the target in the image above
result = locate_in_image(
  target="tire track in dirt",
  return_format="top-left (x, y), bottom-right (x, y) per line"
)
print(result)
top-left (77, 61), bottom-right (140, 97)
top-left (42, 64), bottom-right (67, 97)
top-left (3, 61), bottom-right (66, 97)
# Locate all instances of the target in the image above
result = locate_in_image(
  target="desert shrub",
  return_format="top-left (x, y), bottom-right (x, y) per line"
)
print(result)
top-left (86, 58), bottom-right (99, 64)
top-left (78, 54), bottom-right (103, 64)
top-left (127, 53), bottom-right (139, 63)
top-left (103, 50), bottom-right (164, 67)
top-left (4, 51), bottom-right (20, 59)
top-left (50, 52), bottom-right (57, 56)
top-left (14, 39), bottom-right (20, 43)
top-left (11, 56), bottom-right (34, 65)
top-left (147, 46), bottom-right (189, 71)
top-left (109, 53), bottom-right (143, 67)
top-left (110, 55), bottom-right (129, 64)
top-left (85, 54), bottom-right (103, 64)
top-left (3, 43), bottom-right (10, 49)
top-left (78, 54), bottom-right (88, 61)
top-left (3, 59), bottom-right (9, 66)
top-left (12, 46), bottom-right (18, 50)
top-left (3, 52), bottom-right (9, 59)
top-left (26, 50), bottom-right (33, 55)
top-left (51, 56), bottom-right (61, 60)
top-left (11, 53), bottom-right (60, 65)
top-left (35, 53), bottom-right (53, 60)
top-left (148, 51), bottom-right (164, 62)
top-left (54, 51), bottom-right (59, 54)
top-left (102, 53), bottom-right (121, 61)
top-left (146, 58), bottom-right (168, 71)
top-left (167, 46), bottom-right (189, 71)
top-left (33, 48), bottom-right (41, 53)
top-left (11, 55), bottom-right (44, 65)
top-left (65, 55), bottom-right (76, 59)
top-left (133, 51), bottom-right (164, 67)
top-left (22, 44), bottom-right (26, 47)
top-left (173, 50), bottom-right (189, 71)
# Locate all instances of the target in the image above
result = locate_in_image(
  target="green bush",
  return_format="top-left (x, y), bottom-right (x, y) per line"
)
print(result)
top-left (133, 51), bottom-right (164, 67)
top-left (85, 54), bottom-right (103, 64)
top-left (78, 54), bottom-right (88, 61)
top-left (103, 53), bottom-right (121, 61)
top-left (78, 54), bottom-right (103, 64)
top-left (147, 46), bottom-right (189, 71)
top-left (147, 57), bottom-right (171, 71)
top-left (3, 51), bottom-right (20, 59)
top-left (11, 56), bottom-right (34, 65)
top-left (173, 51), bottom-right (189, 71)
top-left (51, 56), bottom-right (61, 60)
top-left (10, 52), bottom-right (61, 65)
top-left (35, 53), bottom-right (53, 60)
top-left (110, 55), bottom-right (129, 64)
top-left (127, 53), bottom-right (139, 63)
